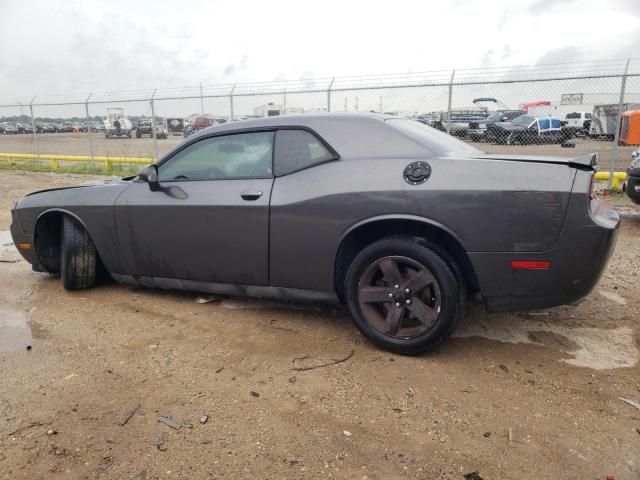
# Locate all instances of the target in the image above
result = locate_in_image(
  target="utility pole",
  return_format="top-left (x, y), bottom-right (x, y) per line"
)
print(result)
top-left (29, 96), bottom-right (38, 157)
top-left (150, 89), bottom-right (158, 161)
top-left (608, 59), bottom-right (630, 191)
top-left (199, 82), bottom-right (204, 115)
top-left (327, 77), bottom-right (335, 112)
top-left (85, 93), bottom-right (94, 162)
top-left (446, 69), bottom-right (456, 135)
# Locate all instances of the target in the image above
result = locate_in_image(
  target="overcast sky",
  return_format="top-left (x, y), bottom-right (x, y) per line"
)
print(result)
top-left (1, 0), bottom-right (639, 102)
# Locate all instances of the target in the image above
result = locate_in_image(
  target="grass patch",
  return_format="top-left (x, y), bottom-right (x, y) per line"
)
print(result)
top-left (0, 160), bottom-right (141, 177)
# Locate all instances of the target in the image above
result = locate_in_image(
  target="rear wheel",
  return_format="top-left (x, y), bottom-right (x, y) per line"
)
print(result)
top-left (60, 215), bottom-right (96, 290)
top-left (345, 237), bottom-right (463, 355)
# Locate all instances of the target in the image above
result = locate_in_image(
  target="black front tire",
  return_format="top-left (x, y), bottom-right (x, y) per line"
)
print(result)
top-left (345, 237), bottom-right (463, 355)
top-left (61, 215), bottom-right (96, 290)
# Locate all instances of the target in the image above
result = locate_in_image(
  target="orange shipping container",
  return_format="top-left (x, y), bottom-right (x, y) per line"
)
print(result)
top-left (620, 110), bottom-right (640, 145)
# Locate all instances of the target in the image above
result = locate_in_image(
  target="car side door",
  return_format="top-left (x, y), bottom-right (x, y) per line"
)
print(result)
top-left (268, 128), bottom-right (339, 289)
top-left (114, 130), bottom-right (274, 285)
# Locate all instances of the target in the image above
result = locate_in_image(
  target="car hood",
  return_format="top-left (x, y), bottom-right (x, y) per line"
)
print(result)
top-left (25, 177), bottom-right (134, 197)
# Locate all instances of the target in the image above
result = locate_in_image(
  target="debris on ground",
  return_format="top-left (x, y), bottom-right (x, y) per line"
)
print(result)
top-left (118, 404), bottom-right (141, 426)
top-left (483, 432), bottom-right (491, 438)
top-left (153, 433), bottom-right (167, 451)
top-left (196, 295), bottom-right (221, 304)
top-left (291, 350), bottom-right (355, 372)
top-left (200, 415), bottom-right (208, 424)
top-left (157, 414), bottom-right (182, 430)
top-left (508, 427), bottom-right (513, 443)
top-left (342, 430), bottom-right (352, 436)
top-left (288, 376), bottom-right (297, 383)
top-left (215, 367), bottom-right (224, 374)
top-left (250, 391), bottom-right (260, 398)
top-left (618, 397), bottom-right (640, 411)
top-left (46, 428), bottom-right (57, 436)
top-left (599, 290), bottom-right (627, 305)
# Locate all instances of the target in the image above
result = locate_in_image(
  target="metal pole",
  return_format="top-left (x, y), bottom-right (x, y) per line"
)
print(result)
top-left (355, 96), bottom-right (359, 112)
top-left (199, 82), bottom-right (204, 115)
top-left (85, 93), bottom-right (94, 163)
top-left (283, 89), bottom-right (286, 114)
top-left (379, 95), bottom-right (383, 113)
top-left (29, 96), bottom-right (38, 157)
top-left (446, 69), bottom-right (455, 135)
top-left (327, 77), bottom-right (335, 112)
top-left (608, 59), bottom-right (630, 190)
top-left (150, 89), bottom-right (158, 161)
top-left (229, 84), bottom-right (236, 120)
top-left (344, 97), bottom-right (347, 112)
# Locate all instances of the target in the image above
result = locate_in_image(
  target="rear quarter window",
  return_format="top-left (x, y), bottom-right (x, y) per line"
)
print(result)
top-left (385, 119), bottom-right (482, 156)
top-left (274, 129), bottom-right (335, 176)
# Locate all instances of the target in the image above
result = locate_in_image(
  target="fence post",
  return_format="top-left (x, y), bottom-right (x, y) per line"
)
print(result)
top-left (85, 93), bottom-right (94, 163)
top-left (327, 77), bottom-right (335, 112)
top-left (150, 88), bottom-right (158, 162)
top-left (446, 69), bottom-right (455, 135)
top-left (29, 96), bottom-right (39, 158)
top-left (199, 82), bottom-right (204, 116)
top-left (608, 59), bottom-right (630, 190)
top-left (229, 84), bottom-right (236, 120)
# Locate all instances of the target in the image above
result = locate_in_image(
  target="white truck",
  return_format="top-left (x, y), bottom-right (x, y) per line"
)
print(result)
top-left (103, 107), bottom-right (133, 139)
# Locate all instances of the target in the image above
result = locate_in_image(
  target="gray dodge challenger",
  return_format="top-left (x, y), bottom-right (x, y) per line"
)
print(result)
top-left (10, 113), bottom-right (620, 354)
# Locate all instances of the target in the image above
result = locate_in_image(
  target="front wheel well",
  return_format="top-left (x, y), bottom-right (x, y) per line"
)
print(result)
top-left (334, 219), bottom-right (480, 300)
top-left (34, 211), bottom-right (63, 273)
top-left (34, 211), bottom-right (105, 276)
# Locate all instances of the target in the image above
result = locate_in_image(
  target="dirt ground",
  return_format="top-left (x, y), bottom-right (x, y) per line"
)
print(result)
top-left (0, 133), bottom-right (637, 171)
top-left (0, 171), bottom-right (639, 480)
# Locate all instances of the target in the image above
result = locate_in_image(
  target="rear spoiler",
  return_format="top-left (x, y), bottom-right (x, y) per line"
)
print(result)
top-left (473, 153), bottom-right (598, 171)
top-left (568, 153), bottom-right (598, 171)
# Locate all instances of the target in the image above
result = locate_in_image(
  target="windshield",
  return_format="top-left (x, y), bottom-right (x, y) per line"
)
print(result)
top-left (511, 115), bottom-right (533, 126)
top-left (386, 119), bottom-right (482, 156)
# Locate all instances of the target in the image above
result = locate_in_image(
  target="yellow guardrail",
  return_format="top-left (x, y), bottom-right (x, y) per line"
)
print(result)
top-left (594, 171), bottom-right (628, 191)
top-left (0, 153), bottom-right (630, 191)
top-left (0, 152), bottom-right (153, 170)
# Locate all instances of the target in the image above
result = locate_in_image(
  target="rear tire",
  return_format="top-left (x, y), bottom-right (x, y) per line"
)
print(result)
top-left (345, 237), bottom-right (463, 355)
top-left (61, 215), bottom-right (96, 290)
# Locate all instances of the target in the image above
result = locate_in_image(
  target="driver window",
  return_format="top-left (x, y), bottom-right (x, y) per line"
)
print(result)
top-left (158, 131), bottom-right (274, 181)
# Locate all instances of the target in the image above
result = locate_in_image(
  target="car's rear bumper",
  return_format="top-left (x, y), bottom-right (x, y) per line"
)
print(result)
top-left (469, 195), bottom-right (620, 312)
top-left (9, 209), bottom-right (41, 269)
top-left (626, 168), bottom-right (640, 204)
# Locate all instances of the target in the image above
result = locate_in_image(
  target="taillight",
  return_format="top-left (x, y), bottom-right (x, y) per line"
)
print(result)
top-left (589, 174), bottom-right (596, 201)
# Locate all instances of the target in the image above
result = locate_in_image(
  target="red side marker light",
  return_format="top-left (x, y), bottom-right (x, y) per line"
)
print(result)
top-left (510, 260), bottom-right (550, 270)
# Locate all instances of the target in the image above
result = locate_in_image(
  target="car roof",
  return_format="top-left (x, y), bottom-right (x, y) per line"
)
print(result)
top-left (172, 113), bottom-right (432, 161)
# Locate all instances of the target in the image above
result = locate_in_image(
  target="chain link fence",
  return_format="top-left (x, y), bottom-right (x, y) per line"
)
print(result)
top-left (1, 58), bottom-right (639, 180)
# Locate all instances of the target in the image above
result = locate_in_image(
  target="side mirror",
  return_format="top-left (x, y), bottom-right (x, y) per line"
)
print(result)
top-left (138, 164), bottom-right (159, 191)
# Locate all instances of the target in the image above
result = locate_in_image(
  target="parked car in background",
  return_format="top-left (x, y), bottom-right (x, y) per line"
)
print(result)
top-left (0, 122), bottom-right (18, 134)
top-left (90, 121), bottom-right (105, 132)
top-left (563, 111), bottom-right (591, 136)
top-left (60, 122), bottom-right (74, 133)
top-left (9, 113), bottom-right (619, 354)
top-left (36, 122), bottom-right (56, 134)
top-left (486, 115), bottom-right (572, 145)
top-left (437, 111), bottom-right (487, 137)
top-left (136, 119), bottom-right (167, 138)
top-left (626, 149), bottom-right (640, 205)
top-left (14, 122), bottom-right (34, 134)
top-left (104, 107), bottom-right (133, 138)
top-left (467, 110), bottom-right (526, 141)
top-left (183, 117), bottom-right (214, 138)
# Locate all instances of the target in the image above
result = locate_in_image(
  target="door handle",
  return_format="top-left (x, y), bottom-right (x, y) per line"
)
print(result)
top-left (240, 190), bottom-right (263, 201)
